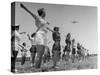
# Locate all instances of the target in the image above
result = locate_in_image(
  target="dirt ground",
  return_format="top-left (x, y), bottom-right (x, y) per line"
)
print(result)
top-left (15, 55), bottom-right (97, 73)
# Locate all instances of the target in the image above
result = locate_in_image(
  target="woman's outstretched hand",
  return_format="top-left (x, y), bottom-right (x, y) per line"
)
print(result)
top-left (20, 3), bottom-right (25, 9)
top-left (27, 33), bottom-right (30, 37)
top-left (47, 22), bottom-right (50, 25)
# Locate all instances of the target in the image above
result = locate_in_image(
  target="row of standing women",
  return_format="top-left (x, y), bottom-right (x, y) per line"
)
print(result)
top-left (11, 3), bottom-right (88, 72)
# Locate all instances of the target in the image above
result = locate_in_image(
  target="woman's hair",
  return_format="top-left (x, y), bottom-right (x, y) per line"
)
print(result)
top-left (77, 43), bottom-right (80, 46)
top-left (72, 39), bottom-right (75, 43)
top-left (66, 33), bottom-right (71, 39)
top-left (37, 8), bottom-right (46, 17)
top-left (22, 42), bottom-right (26, 46)
top-left (31, 33), bottom-right (36, 37)
top-left (53, 27), bottom-right (59, 31)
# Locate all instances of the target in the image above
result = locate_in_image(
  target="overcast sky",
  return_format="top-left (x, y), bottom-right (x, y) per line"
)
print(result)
top-left (15, 2), bottom-right (98, 56)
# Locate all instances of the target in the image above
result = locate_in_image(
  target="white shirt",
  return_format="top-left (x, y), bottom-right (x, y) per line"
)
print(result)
top-left (35, 30), bottom-right (47, 45)
top-left (34, 16), bottom-right (48, 45)
top-left (35, 16), bottom-right (48, 30)
top-left (20, 46), bottom-right (27, 56)
top-left (72, 43), bottom-right (76, 48)
top-left (12, 30), bottom-right (21, 51)
top-left (30, 37), bottom-right (36, 45)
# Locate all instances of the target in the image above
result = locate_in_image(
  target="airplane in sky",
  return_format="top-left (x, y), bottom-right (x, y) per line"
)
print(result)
top-left (71, 20), bottom-right (79, 24)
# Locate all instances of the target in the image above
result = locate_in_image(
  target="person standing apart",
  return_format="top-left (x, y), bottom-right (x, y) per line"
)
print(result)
top-left (11, 24), bottom-right (25, 72)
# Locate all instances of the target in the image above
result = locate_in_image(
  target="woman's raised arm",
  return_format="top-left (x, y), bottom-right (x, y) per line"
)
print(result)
top-left (46, 27), bottom-right (54, 33)
top-left (20, 3), bottom-right (38, 20)
top-left (27, 34), bottom-right (31, 41)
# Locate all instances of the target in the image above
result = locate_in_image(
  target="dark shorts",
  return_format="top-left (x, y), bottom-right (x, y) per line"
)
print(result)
top-left (72, 48), bottom-right (76, 54)
top-left (77, 50), bottom-right (81, 55)
top-left (52, 42), bottom-right (61, 52)
top-left (30, 45), bottom-right (36, 53)
top-left (63, 46), bottom-right (70, 52)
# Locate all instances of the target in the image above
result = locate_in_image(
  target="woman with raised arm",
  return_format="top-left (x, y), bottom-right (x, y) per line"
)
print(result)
top-left (20, 3), bottom-right (52, 68)
top-left (20, 3), bottom-right (50, 32)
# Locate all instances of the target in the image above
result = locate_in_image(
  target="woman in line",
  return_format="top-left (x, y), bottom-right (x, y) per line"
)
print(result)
top-left (71, 39), bottom-right (76, 63)
top-left (63, 33), bottom-right (71, 61)
top-left (52, 27), bottom-right (61, 68)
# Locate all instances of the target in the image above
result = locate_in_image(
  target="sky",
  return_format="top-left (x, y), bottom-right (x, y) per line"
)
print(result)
top-left (15, 2), bottom-right (98, 56)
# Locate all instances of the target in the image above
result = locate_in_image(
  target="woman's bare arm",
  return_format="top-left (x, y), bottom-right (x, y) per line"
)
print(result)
top-left (19, 32), bottom-right (26, 34)
top-left (46, 27), bottom-right (54, 33)
top-left (20, 3), bottom-right (37, 20)
top-left (27, 34), bottom-right (31, 41)
top-left (18, 44), bottom-right (24, 49)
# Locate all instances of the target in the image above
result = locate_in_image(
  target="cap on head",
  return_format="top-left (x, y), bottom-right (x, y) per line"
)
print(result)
top-left (11, 24), bottom-right (20, 30)
top-left (12, 24), bottom-right (20, 26)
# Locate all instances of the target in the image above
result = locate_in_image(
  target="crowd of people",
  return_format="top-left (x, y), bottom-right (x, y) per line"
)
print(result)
top-left (11, 3), bottom-right (89, 72)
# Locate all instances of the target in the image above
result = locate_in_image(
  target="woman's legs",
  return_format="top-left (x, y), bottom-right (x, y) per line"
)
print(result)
top-left (35, 45), bottom-right (45, 68)
top-left (32, 46), bottom-right (36, 65)
top-left (11, 51), bottom-right (18, 72)
top-left (30, 45), bottom-right (36, 66)
top-left (21, 51), bottom-right (27, 65)
top-left (52, 50), bottom-right (59, 68)
top-left (21, 55), bottom-right (26, 65)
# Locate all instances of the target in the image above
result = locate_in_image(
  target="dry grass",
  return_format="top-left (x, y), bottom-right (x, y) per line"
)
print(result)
top-left (15, 55), bottom-right (97, 73)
